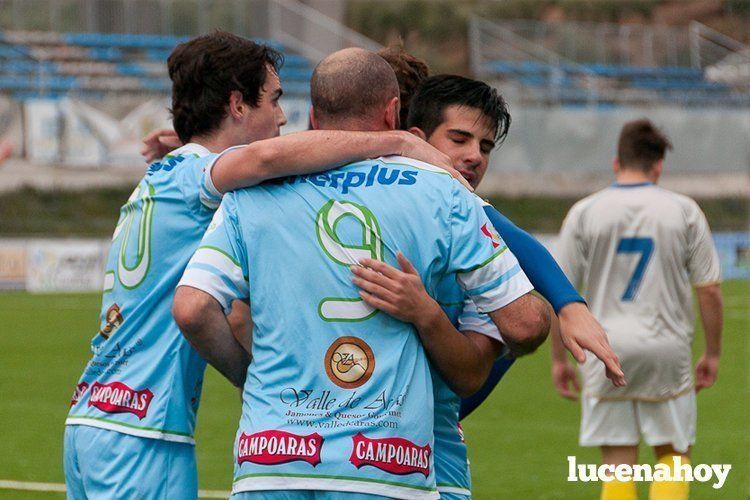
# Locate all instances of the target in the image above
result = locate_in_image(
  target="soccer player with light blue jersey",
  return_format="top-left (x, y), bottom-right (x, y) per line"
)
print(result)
top-left (173, 48), bottom-right (551, 499)
top-left (63, 33), bottom-right (457, 499)
top-left (351, 73), bottom-right (625, 498)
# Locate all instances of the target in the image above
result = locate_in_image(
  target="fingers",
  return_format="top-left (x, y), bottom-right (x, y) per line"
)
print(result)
top-left (571, 371), bottom-right (582, 393)
top-left (452, 171), bottom-right (474, 192)
top-left (596, 344), bottom-right (626, 387)
top-left (358, 258), bottom-right (402, 280)
top-left (553, 378), bottom-right (578, 401)
top-left (396, 252), bottom-right (418, 275)
top-left (159, 135), bottom-right (183, 150)
top-left (350, 264), bottom-right (397, 290)
top-left (578, 332), bottom-right (626, 387)
top-left (564, 336), bottom-right (587, 364)
top-left (359, 290), bottom-right (396, 316)
top-left (351, 275), bottom-right (397, 304)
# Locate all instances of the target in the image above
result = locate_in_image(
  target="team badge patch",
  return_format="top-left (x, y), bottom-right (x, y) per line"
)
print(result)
top-left (324, 336), bottom-right (375, 389)
top-left (481, 223), bottom-right (501, 249)
top-left (98, 303), bottom-right (123, 339)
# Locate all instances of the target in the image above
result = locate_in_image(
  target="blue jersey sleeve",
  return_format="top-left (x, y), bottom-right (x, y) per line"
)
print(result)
top-left (482, 204), bottom-right (584, 314)
top-left (459, 356), bottom-right (516, 421)
top-left (178, 194), bottom-right (249, 313)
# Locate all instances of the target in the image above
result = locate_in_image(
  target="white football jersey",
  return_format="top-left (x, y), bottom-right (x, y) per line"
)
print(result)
top-left (556, 182), bottom-right (721, 400)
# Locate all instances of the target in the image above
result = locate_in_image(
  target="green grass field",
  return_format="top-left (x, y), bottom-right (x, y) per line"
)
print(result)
top-left (0, 281), bottom-right (747, 499)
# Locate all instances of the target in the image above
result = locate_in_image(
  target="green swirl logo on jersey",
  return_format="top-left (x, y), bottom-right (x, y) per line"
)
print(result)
top-left (117, 182), bottom-right (156, 289)
top-left (316, 199), bottom-right (382, 322)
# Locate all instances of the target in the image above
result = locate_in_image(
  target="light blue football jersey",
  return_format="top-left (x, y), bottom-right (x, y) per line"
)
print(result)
top-left (180, 155), bottom-right (532, 499)
top-left (66, 143), bottom-right (224, 444)
top-left (433, 201), bottom-right (518, 498)
top-left (432, 286), bottom-right (510, 498)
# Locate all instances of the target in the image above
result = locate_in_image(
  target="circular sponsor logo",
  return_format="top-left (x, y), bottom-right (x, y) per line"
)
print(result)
top-left (324, 336), bottom-right (375, 389)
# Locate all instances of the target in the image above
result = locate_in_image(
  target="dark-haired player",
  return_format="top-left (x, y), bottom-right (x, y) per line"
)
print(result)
top-left (63, 32), bottom-right (453, 499)
top-left (551, 119), bottom-right (723, 500)
top-left (174, 47), bottom-right (550, 499)
top-left (352, 73), bottom-right (624, 499)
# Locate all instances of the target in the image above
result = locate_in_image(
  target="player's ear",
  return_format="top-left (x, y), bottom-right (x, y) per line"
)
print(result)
top-left (408, 127), bottom-right (427, 141)
top-left (309, 107), bottom-right (319, 130)
top-left (653, 159), bottom-right (664, 177)
top-left (384, 96), bottom-right (400, 130)
top-left (612, 158), bottom-right (620, 175)
top-left (228, 91), bottom-right (245, 120)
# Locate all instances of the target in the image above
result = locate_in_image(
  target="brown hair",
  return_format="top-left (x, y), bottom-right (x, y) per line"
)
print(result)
top-left (167, 31), bottom-right (283, 143)
top-left (377, 47), bottom-right (430, 130)
top-left (617, 119), bottom-right (673, 171)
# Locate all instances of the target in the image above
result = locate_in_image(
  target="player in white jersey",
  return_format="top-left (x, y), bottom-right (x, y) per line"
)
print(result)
top-left (550, 119), bottom-right (723, 500)
top-left (63, 32), bottom-right (458, 500)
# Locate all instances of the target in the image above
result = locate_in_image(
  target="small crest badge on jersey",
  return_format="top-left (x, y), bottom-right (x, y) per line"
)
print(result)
top-left (324, 336), bottom-right (375, 389)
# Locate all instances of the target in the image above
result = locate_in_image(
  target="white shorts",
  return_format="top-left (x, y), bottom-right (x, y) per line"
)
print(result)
top-left (579, 390), bottom-right (696, 453)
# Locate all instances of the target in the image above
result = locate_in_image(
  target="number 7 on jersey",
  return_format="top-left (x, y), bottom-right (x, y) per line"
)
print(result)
top-left (616, 237), bottom-right (654, 301)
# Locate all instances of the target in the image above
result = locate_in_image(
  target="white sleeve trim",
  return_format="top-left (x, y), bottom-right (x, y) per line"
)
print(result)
top-left (178, 267), bottom-right (248, 314)
top-left (200, 145), bottom-right (245, 208)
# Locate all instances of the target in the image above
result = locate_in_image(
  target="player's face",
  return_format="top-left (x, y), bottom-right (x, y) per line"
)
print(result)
top-left (242, 66), bottom-right (287, 142)
top-left (425, 105), bottom-right (496, 189)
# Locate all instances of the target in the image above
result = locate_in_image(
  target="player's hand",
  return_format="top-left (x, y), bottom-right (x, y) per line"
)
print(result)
top-left (398, 132), bottom-right (473, 192)
top-left (557, 302), bottom-right (626, 387)
top-left (141, 128), bottom-right (182, 163)
top-left (695, 354), bottom-right (719, 391)
top-left (351, 253), bottom-right (440, 328)
top-left (552, 360), bottom-right (581, 400)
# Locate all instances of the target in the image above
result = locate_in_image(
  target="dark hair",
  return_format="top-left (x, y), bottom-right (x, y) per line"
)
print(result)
top-left (377, 46), bottom-right (430, 130)
top-left (617, 119), bottom-right (673, 171)
top-left (167, 31), bottom-right (283, 143)
top-left (407, 75), bottom-right (511, 144)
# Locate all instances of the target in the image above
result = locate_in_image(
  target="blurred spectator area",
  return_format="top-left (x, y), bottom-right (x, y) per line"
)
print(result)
top-left (470, 18), bottom-right (750, 107)
top-left (0, 30), bottom-right (314, 99)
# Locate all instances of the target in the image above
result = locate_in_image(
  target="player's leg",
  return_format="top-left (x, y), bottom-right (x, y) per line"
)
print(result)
top-left (639, 392), bottom-right (696, 500)
top-left (71, 425), bottom-right (197, 499)
top-left (580, 397), bottom-right (639, 500)
top-left (63, 426), bottom-right (86, 500)
top-left (600, 446), bottom-right (638, 500)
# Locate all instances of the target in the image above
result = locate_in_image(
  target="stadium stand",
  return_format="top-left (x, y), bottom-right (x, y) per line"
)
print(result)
top-left (470, 18), bottom-right (750, 107)
top-left (0, 30), bottom-right (314, 99)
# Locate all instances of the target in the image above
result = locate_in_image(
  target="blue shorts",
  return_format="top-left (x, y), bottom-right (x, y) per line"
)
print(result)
top-left (233, 492), bottom-right (391, 500)
top-left (63, 424), bottom-right (197, 499)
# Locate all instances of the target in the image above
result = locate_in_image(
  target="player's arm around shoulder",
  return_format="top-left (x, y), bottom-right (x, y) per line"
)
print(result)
top-left (448, 189), bottom-right (551, 357)
top-left (173, 196), bottom-right (251, 387)
top-left (351, 253), bottom-right (503, 397)
top-left (208, 130), bottom-right (463, 193)
top-left (173, 285), bottom-right (250, 388)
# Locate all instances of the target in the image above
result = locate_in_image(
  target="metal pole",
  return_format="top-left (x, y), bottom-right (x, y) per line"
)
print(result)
top-left (689, 21), bottom-right (702, 69)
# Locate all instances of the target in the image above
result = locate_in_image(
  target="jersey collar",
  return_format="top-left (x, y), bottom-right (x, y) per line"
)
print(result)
top-left (168, 142), bottom-right (212, 158)
top-left (611, 181), bottom-right (654, 188)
